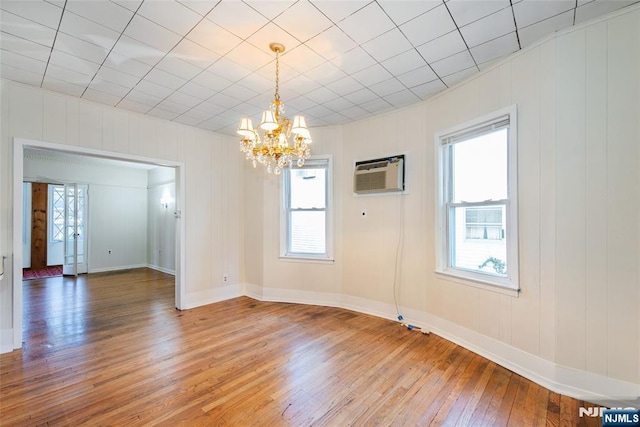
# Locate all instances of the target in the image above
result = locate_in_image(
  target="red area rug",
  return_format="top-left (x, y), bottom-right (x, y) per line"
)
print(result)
top-left (23, 266), bottom-right (63, 280)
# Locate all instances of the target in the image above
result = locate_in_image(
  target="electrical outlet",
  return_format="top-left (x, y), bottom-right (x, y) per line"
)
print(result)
top-left (223, 274), bottom-right (229, 283)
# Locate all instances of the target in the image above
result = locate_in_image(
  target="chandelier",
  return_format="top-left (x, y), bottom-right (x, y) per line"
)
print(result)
top-left (237, 43), bottom-right (312, 175)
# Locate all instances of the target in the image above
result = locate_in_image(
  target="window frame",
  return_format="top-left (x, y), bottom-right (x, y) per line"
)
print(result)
top-left (435, 106), bottom-right (519, 295)
top-left (280, 155), bottom-right (334, 262)
top-left (48, 184), bottom-right (65, 243)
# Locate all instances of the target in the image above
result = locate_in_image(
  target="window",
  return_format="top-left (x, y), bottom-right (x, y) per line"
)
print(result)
top-left (49, 185), bottom-right (65, 242)
top-left (282, 157), bottom-right (332, 260)
top-left (436, 106), bottom-right (518, 292)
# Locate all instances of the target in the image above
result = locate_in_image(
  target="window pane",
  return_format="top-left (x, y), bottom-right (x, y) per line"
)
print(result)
top-left (451, 128), bottom-right (507, 203)
top-left (290, 168), bottom-right (326, 209)
top-left (465, 206), bottom-right (503, 240)
top-left (290, 211), bottom-right (325, 254)
top-left (450, 206), bottom-right (507, 275)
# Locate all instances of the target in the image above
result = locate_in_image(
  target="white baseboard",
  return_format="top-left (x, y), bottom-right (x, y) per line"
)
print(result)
top-left (182, 283), bottom-right (243, 310)
top-left (249, 285), bottom-right (639, 408)
top-left (0, 329), bottom-right (14, 353)
top-left (147, 264), bottom-right (175, 275)
top-left (89, 264), bottom-right (147, 273)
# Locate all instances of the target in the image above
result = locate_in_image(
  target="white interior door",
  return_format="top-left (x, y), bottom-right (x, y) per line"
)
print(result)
top-left (63, 184), bottom-right (88, 275)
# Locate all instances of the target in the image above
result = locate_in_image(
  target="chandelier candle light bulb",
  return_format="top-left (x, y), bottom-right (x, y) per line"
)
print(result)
top-left (237, 42), bottom-right (312, 175)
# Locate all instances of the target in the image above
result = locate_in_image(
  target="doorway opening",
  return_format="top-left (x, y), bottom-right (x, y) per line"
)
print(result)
top-left (12, 138), bottom-right (186, 351)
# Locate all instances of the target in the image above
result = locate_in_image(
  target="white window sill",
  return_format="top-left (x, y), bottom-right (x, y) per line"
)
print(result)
top-left (279, 256), bottom-right (335, 265)
top-left (434, 270), bottom-right (519, 297)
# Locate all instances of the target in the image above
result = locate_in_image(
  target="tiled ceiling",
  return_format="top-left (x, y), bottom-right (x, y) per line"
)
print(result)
top-left (1, 0), bottom-right (637, 136)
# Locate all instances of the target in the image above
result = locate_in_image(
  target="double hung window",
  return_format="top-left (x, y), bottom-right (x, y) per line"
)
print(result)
top-left (436, 107), bottom-right (518, 292)
top-left (282, 157), bottom-right (332, 260)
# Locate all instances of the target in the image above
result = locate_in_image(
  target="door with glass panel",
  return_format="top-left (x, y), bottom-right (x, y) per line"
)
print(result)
top-left (62, 183), bottom-right (88, 276)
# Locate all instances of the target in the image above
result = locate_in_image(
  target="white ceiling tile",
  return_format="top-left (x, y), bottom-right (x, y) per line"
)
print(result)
top-left (178, 81), bottom-right (218, 100)
top-left (362, 28), bottom-right (413, 63)
top-left (103, 52), bottom-right (154, 78)
top-left (193, 101), bottom-right (226, 117)
top-left (123, 89), bottom-right (164, 107)
top-left (352, 63), bottom-right (394, 87)
top-left (243, 0), bottom-right (296, 20)
top-left (246, 23), bottom-right (301, 56)
top-left (320, 111), bottom-right (349, 123)
top-left (254, 59), bottom-right (299, 83)
top-left (280, 44), bottom-right (326, 74)
top-left (45, 63), bottom-right (93, 86)
top-left (220, 84), bottom-right (259, 103)
top-left (381, 49), bottom-right (427, 76)
top-left (156, 56), bottom-right (203, 81)
top-left (325, 76), bottom-right (365, 96)
top-left (338, 2), bottom-right (395, 44)
top-left (95, 66), bottom-right (141, 88)
top-left (0, 50), bottom-right (46, 74)
top-left (173, 114), bottom-right (203, 126)
top-left (305, 86), bottom-right (339, 104)
top-left (137, 0), bottom-right (202, 35)
top-left (396, 65), bottom-right (438, 88)
top-left (177, 0), bottom-right (219, 16)
top-left (60, 11), bottom-right (120, 50)
top-left (206, 57), bottom-right (252, 82)
top-left (309, 0), bottom-right (369, 24)
top-left (283, 73), bottom-right (322, 95)
top-left (147, 107), bottom-right (180, 120)
top-left (401, 4), bottom-right (457, 46)
top-left (205, 1), bottom-right (268, 39)
top-left (207, 91), bottom-right (242, 108)
top-left (411, 78), bottom-right (447, 99)
top-left (513, 0), bottom-right (575, 28)
top-left (170, 38), bottom-right (219, 69)
top-left (1, 63), bottom-right (43, 86)
top-left (238, 72), bottom-right (277, 94)
top-left (187, 18), bottom-right (242, 56)
top-left (89, 78), bottom-right (130, 97)
top-left (124, 15), bottom-right (182, 53)
top-left (110, 0), bottom-right (143, 12)
top-left (360, 97), bottom-right (394, 113)
top-left (55, 32), bottom-right (110, 63)
top-left (165, 91), bottom-right (202, 108)
top-left (224, 42), bottom-right (273, 73)
top-left (190, 69), bottom-right (233, 92)
top-left (342, 87), bottom-right (379, 104)
top-left (111, 35), bottom-right (165, 66)
top-left (518, 10), bottom-right (574, 47)
top-left (304, 26), bottom-right (357, 60)
top-left (459, 7), bottom-right (516, 47)
top-left (117, 98), bottom-right (153, 114)
top-left (469, 32), bottom-right (519, 65)
top-left (447, 0), bottom-right (511, 27)
top-left (0, 0), bottom-right (62, 29)
top-left (135, 79), bottom-right (175, 99)
top-left (145, 67), bottom-right (187, 91)
top-left (284, 95), bottom-right (316, 112)
top-left (330, 47), bottom-right (376, 75)
top-left (431, 50), bottom-right (476, 77)
top-left (42, 76), bottom-right (86, 96)
top-left (441, 65), bottom-right (477, 86)
top-left (575, 0), bottom-right (636, 24)
top-left (340, 105), bottom-right (370, 120)
top-left (305, 61), bottom-right (348, 85)
top-left (49, 50), bottom-right (101, 77)
top-left (1, 10), bottom-right (57, 46)
top-left (383, 89), bottom-right (421, 108)
top-left (416, 30), bottom-right (467, 63)
top-left (273, 1), bottom-right (333, 42)
top-left (369, 78), bottom-right (406, 97)
top-left (323, 96), bottom-right (356, 112)
top-left (154, 99), bottom-right (188, 114)
top-left (304, 104), bottom-right (333, 119)
top-left (378, 0), bottom-right (441, 26)
top-left (0, 32), bottom-right (52, 62)
top-left (82, 87), bottom-right (121, 105)
top-left (65, 0), bottom-right (133, 32)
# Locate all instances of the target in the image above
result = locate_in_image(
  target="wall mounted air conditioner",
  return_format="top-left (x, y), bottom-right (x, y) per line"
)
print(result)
top-left (353, 155), bottom-right (405, 194)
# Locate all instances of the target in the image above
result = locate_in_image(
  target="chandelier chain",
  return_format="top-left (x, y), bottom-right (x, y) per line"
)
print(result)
top-left (274, 50), bottom-right (280, 101)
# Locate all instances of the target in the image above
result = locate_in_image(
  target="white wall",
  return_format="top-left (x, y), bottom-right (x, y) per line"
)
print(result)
top-left (246, 7), bottom-right (640, 404)
top-left (148, 166), bottom-right (176, 274)
top-left (23, 156), bottom-right (149, 272)
top-left (0, 79), bottom-right (244, 352)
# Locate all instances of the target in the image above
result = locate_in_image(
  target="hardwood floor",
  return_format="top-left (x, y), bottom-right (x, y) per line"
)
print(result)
top-left (1, 268), bottom-right (601, 426)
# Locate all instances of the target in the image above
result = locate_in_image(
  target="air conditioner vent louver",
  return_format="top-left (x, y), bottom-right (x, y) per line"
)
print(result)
top-left (353, 155), bottom-right (405, 194)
